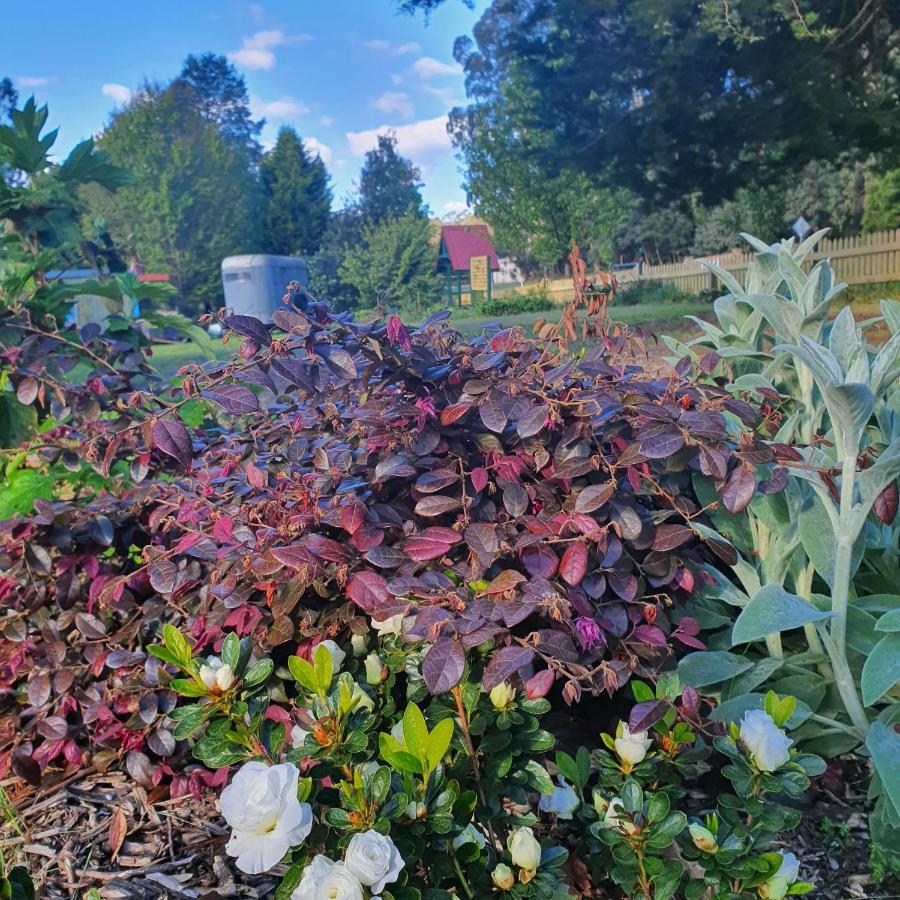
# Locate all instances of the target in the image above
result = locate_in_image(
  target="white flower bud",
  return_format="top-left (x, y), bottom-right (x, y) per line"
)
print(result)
top-left (492, 864), bottom-right (515, 890)
top-left (508, 827), bottom-right (541, 873)
top-left (614, 723), bottom-right (652, 768)
top-left (739, 709), bottom-right (793, 772)
top-left (364, 652), bottom-right (385, 685)
top-left (351, 633), bottom-right (369, 656)
top-left (489, 682), bottom-right (516, 710)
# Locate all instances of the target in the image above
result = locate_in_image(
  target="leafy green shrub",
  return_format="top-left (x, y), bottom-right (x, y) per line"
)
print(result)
top-left (479, 289), bottom-right (556, 316)
top-left (663, 231), bottom-right (900, 860)
top-left (155, 618), bottom-right (822, 898)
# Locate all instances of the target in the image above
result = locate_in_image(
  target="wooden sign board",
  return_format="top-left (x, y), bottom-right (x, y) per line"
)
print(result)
top-left (470, 255), bottom-right (489, 292)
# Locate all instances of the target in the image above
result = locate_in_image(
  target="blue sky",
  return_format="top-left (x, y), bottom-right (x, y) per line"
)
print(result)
top-left (3, 0), bottom-right (486, 215)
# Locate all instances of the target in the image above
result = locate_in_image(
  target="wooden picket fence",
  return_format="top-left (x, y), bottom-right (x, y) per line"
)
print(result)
top-left (496, 229), bottom-right (900, 302)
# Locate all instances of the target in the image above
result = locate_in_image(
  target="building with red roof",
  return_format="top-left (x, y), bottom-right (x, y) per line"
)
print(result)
top-left (435, 224), bottom-right (500, 306)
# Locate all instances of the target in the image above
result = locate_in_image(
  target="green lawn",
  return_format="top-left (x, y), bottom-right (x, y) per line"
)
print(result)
top-left (148, 340), bottom-right (234, 379)
top-left (148, 301), bottom-right (710, 377)
top-left (449, 300), bottom-right (710, 337)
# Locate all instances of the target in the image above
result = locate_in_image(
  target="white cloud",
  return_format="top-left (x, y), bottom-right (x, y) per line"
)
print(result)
top-left (303, 137), bottom-right (333, 165)
top-left (442, 200), bottom-right (470, 218)
top-left (346, 115), bottom-right (451, 164)
top-left (364, 39), bottom-right (421, 56)
top-left (250, 94), bottom-right (310, 119)
top-left (228, 29), bottom-right (313, 70)
top-left (422, 84), bottom-right (464, 108)
top-left (412, 57), bottom-right (462, 79)
top-left (102, 83), bottom-right (132, 105)
top-left (370, 91), bottom-right (414, 119)
top-left (17, 76), bottom-right (51, 88)
top-left (320, 115), bottom-right (335, 127)
top-left (390, 73), bottom-right (404, 86)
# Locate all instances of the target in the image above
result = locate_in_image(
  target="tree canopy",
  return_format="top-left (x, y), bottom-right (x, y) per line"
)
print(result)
top-left (451, 0), bottom-right (899, 209)
top-left (260, 126), bottom-right (332, 257)
top-left (177, 53), bottom-right (263, 160)
top-left (83, 83), bottom-right (260, 306)
top-left (358, 133), bottom-right (427, 224)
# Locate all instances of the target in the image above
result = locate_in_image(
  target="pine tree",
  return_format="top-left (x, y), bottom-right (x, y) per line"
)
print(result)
top-left (260, 127), bottom-right (332, 257)
top-left (358, 133), bottom-right (426, 225)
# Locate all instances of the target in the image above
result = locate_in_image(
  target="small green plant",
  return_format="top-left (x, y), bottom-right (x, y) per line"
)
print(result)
top-left (818, 816), bottom-right (851, 850)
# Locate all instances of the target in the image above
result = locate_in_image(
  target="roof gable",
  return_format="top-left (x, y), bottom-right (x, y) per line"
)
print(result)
top-left (438, 225), bottom-right (500, 272)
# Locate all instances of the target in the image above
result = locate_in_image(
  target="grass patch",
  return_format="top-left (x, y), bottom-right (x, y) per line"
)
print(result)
top-left (148, 340), bottom-right (232, 378)
top-left (449, 301), bottom-right (711, 337)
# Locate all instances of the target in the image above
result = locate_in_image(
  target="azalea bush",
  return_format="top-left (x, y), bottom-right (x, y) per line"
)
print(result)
top-left (153, 619), bottom-right (823, 899)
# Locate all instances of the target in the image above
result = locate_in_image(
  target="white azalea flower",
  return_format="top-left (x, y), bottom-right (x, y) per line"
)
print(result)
top-left (291, 856), bottom-right (364, 900)
top-left (344, 830), bottom-right (405, 894)
top-left (739, 709), bottom-right (793, 772)
top-left (372, 613), bottom-right (405, 637)
top-left (199, 656), bottom-right (234, 692)
top-left (508, 827), bottom-right (541, 872)
top-left (538, 776), bottom-right (580, 819)
top-left (318, 639), bottom-right (346, 672)
top-left (760, 851), bottom-right (802, 900)
top-left (351, 632), bottom-right (369, 656)
top-left (220, 761), bottom-right (312, 874)
top-left (614, 723), bottom-right (653, 767)
top-left (364, 652), bottom-right (385, 685)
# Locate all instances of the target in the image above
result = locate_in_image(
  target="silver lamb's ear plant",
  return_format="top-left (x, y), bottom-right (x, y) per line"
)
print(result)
top-left (672, 235), bottom-right (900, 857)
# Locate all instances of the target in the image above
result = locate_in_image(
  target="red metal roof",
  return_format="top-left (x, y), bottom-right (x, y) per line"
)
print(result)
top-left (138, 273), bottom-right (170, 283)
top-left (438, 225), bottom-right (500, 272)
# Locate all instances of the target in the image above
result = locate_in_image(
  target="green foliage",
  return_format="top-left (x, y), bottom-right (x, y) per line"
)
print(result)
top-left (177, 52), bottom-right (262, 159)
top-left (451, 0), bottom-right (899, 208)
top-left (665, 231), bottom-right (900, 856)
top-left (339, 212), bottom-right (441, 313)
top-left (358, 133), bottom-right (427, 225)
top-left (259, 128), bottom-right (331, 257)
top-left (449, 99), bottom-right (630, 268)
top-left (81, 82), bottom-right (260, 307)
top-left (863, 168), bottom-right (900, 233)
top-left (480, 289), bottom-right (555, 317)
top-left (260, 127), bottom-right (332, 257)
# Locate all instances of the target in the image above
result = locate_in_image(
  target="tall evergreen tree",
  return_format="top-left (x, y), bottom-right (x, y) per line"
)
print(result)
top-left (358, 133), bottom-right (426, 224)
top-left (177, 53), bottom-right (262, 161)
top-left (260, 127), bottom-right (332, 257)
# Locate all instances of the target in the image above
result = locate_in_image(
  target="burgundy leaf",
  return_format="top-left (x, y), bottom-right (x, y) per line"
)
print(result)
top-left (149, 559), bottom-right (178, 595)
top-left (874, 480), bottom-right (898, 525)
top-left (346, 572), bottom-right (390, 612)
top-left (632, 624), bottom-right (668, 647)
top-left (628, 700), bottom-right (667, 733)
top-left (223, 314), bottom-right (271, 345)
top-left (479, 394), bottom-right (508, 433)
top-left (516, 404), bottom-right (548, 438)
top-left (151, 419), bottom-right (192, 469)
top-left (574, 482), bottom-right (614, 513)
top-left (560, 541), bottom-right (588, 586)
top-left (414, 495), bottom-right (461, 518)
top-left (482, 645), bottom-right (535, 690)
top-left (423, 638), bottom-right (465, 694)
top-left (651, 524), bottom-right (694, 551)
top-left (525, 669), bottom-right (555, 699)
top-left (639, 429), bottom-right (684, 459)
top-left (722, 464), bottom-right (756, 514)
top-left (201, 384), bottom-right (259, 414)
